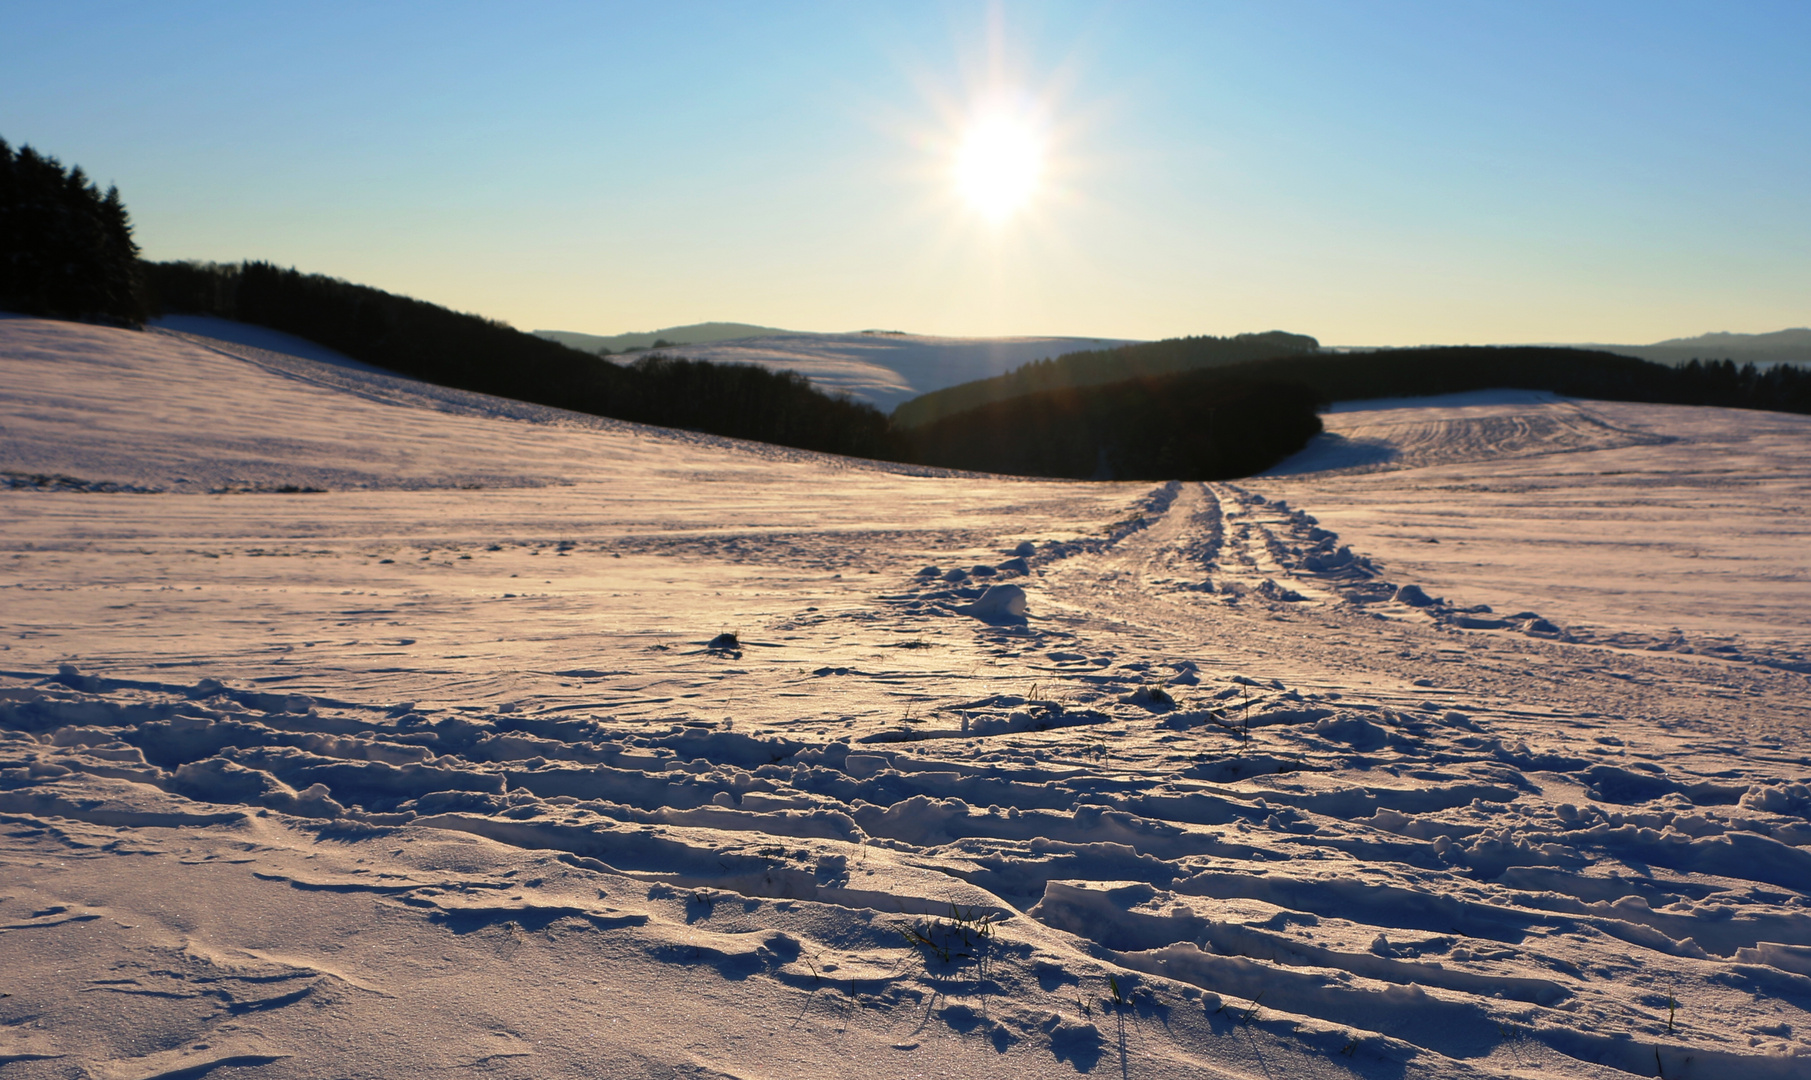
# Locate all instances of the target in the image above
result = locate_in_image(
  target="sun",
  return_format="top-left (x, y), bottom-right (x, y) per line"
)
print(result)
top-left (953, 106), bottom-right (1044, 224)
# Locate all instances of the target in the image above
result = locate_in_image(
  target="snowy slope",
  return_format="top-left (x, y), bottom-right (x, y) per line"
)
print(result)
top-left (4, 315), bottom-right (1811, 1079)
top-left (1267, 390), bottom-right (1811, 649)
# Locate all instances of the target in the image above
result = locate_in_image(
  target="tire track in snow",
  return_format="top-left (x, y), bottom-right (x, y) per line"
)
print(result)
top-left (8, 476), bottom-right (1811, 1077)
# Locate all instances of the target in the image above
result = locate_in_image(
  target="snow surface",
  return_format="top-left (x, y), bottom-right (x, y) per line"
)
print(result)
top-left (150, 315), bottom-right (396, 375)
top-left (4, 315), bottom-right (1811, 1079)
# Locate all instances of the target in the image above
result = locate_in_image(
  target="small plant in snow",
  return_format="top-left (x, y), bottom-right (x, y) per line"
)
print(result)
top-left (899, 903), bottom-right (999, 964)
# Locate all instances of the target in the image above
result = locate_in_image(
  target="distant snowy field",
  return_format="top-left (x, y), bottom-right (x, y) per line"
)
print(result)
top-left (4, 314), bottom-right (1810, 1080)
top-left (618, 331), bottom-right (1135, 413)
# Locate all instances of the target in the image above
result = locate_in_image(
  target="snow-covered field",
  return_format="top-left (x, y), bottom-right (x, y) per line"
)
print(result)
top-left (622, 331), bottom-right (1133, 413)
top-left (3, 314), bottom-right (1810, 1079)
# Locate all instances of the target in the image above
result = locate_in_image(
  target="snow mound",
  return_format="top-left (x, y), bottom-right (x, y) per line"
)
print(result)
top-left (957, 584), bottom-right (1029, 623)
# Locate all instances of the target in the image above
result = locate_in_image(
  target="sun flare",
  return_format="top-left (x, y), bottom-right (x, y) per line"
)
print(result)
top-left (953, 108), bottom-right (1044, 223)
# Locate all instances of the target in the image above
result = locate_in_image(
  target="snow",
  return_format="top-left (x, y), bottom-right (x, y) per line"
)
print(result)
top-left (1322, 388), bottom-right (1568, 413)
top-left (958, 584), bottom-right (1031, 623)
top-left (1267, 392), bottom-right (1811, 646)
top-left (3, 315), bottom-right (1811, 1079)
top-left (631, 331), bottom-right (1135, 412)
top-left (150, 315), bottom-right (395, 374)
top-left (156, 312), bottom-right (1131, 415)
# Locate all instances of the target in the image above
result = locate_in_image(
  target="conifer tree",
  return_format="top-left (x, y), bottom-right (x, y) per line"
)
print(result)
top-left (0, 137), bottom-right (146, 324)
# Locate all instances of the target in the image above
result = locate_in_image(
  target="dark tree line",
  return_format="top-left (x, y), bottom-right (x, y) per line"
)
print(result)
top-left (618, 352), bottom-right (899, 453)
top-left (1168, 346), bottom-right (1811, 416)
top-left (141, 260), bottom-right (900, 459)
top-left (1670, 358), bottom-right (1811, 413)
top-left (893, 330), bottom-right (1321, 429)
top-left (904, 371), bottom-right (1324, 480)
top-left (0, 139), bottom-right (145, 324)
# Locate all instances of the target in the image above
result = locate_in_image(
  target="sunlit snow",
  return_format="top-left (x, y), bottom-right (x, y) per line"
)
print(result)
top-left (4, 314), bottom-right (1810, 1079)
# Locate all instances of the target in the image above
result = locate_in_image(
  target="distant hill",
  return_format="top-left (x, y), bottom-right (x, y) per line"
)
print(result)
top-left (1581, 328), bottom-right (1811, 368)
top-left (535, 323), bottom-right (805, 355)
top-left (648, 332), bottom-right (1138, 413)
top-left (537, 326), bottom-right (1139, 412)
top-left (893, 331), bottom-right (1320, 428)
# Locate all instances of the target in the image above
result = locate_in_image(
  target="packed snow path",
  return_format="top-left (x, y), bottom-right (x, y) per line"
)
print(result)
top-left (4, 316), bottom-right (1811, 1079)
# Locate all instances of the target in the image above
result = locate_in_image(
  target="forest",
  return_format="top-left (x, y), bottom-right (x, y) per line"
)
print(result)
top-left (1148, 345), bottom-right (1811, 416)
top-left (903, 370), bottom-right (1324, 480)
top-left (892, 330), bottom-right (1321, 428)
top-left (0, 138), bottom-right (144, 324)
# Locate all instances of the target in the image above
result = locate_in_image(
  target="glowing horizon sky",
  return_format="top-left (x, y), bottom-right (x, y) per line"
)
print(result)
top-left (5, 1), bottom-right (1807, 345)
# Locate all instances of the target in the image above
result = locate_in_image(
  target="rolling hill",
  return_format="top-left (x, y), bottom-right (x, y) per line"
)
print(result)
top-left (1589, 327), bottom-right (1811, 367)
top-left (533, 322), bottom-right (803, 354)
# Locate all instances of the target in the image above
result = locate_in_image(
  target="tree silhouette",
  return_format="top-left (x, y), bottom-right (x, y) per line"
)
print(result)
top-left (0, 138), bottom-right (145, 324)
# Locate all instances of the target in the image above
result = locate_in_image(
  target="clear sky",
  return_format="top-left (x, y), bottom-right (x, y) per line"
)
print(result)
top-left (5, 1), bottom-right (1807, 344)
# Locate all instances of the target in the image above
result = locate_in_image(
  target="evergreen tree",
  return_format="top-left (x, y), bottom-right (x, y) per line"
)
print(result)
top-left (0, 138), bottom-right (146, 324)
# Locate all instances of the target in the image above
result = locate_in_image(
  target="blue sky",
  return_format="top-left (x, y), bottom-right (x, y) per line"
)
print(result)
top-left (5, 1), bottom-right (1806, 343)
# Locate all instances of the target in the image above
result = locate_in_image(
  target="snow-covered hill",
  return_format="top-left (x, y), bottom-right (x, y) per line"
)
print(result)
top-left (536, 322), bottom-right (801, 354)
top-left (603, 330), bottom-right (1136, 413)
top-left (4, 314), bottom-right (1810, 1079)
